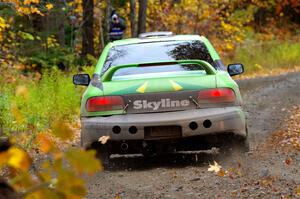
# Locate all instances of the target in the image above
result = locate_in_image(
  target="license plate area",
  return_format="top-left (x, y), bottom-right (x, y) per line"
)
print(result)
top-left (144, 126), bottom-right (182, 140)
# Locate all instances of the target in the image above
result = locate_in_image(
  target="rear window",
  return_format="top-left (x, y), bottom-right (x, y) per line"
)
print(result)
top-left (102, 40), bottom-right (215, 76)
top-left (111, 63), bottom-right (207, 81)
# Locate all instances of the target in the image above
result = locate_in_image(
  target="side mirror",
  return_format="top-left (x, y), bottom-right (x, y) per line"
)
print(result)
top-left (73, 74), bottom-right (90, 86)
top-left (227, 63), bottom-right (244, 76)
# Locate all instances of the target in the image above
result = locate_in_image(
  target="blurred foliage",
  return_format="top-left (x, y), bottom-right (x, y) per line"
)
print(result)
top-left (0, 67), bottom-right (84, 134)
top-left (229, 39), bottom-right (300, 72)
top-left (0, 128), bottom-right (102, 199)
top-left (0, 62), bottom-right (100, 199)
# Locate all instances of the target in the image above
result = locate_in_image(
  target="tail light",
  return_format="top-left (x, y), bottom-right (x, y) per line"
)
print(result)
top-left (86, 96), bottom-right (124, 112)
top-left (198, 88), bottom-right (235, 104)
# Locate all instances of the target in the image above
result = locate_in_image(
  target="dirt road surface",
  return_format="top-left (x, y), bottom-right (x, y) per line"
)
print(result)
top-left (86, 72), bottom-right (300, 199)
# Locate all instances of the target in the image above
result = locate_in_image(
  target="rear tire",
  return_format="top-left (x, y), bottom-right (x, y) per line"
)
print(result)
top-left (89, 142), bottom-right (111, 169)
top-left (219, 127), bottom-right (250, 156)
top-left (142, 147), bottom-right (156, 158)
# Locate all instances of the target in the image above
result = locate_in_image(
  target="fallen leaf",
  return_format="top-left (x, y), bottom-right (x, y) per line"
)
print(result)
top-left (236, 169), bottom-right (242, 177)
top-left (295, 185), bottom-right (300, 196)
top-left (208, 161), bottom-right (221, 173)
top-left (98, 135), bottom-right (110, 144)
top-left (217, 169), bottom-right (226, 177)
top-left (285, 157), bottom-right (292, 165)
top-left (115, 194), bottom-right (121, 199)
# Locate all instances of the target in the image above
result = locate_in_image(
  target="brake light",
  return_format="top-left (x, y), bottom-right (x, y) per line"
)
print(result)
top-left (86, 96), bottom-right (124, 112)
top-left (198, 88), bottom-right (235, 103)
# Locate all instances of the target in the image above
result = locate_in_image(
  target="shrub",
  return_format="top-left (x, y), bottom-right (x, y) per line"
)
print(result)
top-left (228, 39), bottom-right (300, 73)
top-left (0, 68), bottom-right (84, 135)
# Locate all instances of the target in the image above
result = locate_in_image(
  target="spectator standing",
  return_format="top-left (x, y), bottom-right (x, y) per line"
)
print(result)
top-left (109, 11), bottom-right (126, 42)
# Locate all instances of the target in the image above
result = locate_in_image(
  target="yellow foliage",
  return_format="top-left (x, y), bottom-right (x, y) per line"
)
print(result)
top-left (46, 3), bottom-right (54, 10)
top-left (0, 17), bottom-right (7, 42)
top-left (24, 0), bottom-right (40, 5)
top-left (56, 170), bottom-right (87, 198)
top-left (25, 189), bottom-right (59, 199)
top-left (11, 103), bottom-right (25, 124)
top-left (0, 17), bottom-right (6, 29)
top-left (43, 35), bottom-right (59, 48)
top-left (254, 63), bottom-right (263, 71)
top-left (51, 120), bottom-right (74, 140)
top-left (16, 85), bottom-right (29, 100)
top-left (225, 42), bottom-right (234, 51)
top-left (6, 147), bottom-right (31, 171)
top-left (30, 7), bottom-right (44, 16)
top-left (35, 133), bottom-right (54, 153)
top-left (4, 0), bottom-right (44, 16)
top-left (65, 148), bottom-right (102, 175)
top-left (0, 151), bottom-right (10, 166)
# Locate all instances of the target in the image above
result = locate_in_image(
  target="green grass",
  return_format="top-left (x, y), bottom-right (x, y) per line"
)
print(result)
top-left (227, 40), bottom-right (300, 73)
top-left (0, 68), bottom-right (86, 135)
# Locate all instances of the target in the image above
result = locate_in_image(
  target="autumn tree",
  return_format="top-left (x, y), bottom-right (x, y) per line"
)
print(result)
top-left (82, 0), bottom-right (94, 57)
top-left (130, 0), bottom-right (137, 37)
top-left (55, 0), bottom-right (66, 47)
top-left (138, 0), bottom-right (148, 34)
top-left (105, 0), bottom-right (113, 43)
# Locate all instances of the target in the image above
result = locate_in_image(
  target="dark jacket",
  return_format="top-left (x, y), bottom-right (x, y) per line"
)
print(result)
top-left (109, 17), bottom-right (126, 41)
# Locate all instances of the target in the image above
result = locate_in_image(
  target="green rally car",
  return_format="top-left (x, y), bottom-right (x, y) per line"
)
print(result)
top-left (73, 32), bottom-right (248, 163)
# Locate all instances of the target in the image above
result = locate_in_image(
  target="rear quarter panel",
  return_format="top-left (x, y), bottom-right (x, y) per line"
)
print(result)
top-left (215, 71), bottom-right (243, 105)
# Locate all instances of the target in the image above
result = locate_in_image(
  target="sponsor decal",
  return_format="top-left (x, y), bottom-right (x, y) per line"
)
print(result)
top-left (133, 99), bottom-right (190, 110)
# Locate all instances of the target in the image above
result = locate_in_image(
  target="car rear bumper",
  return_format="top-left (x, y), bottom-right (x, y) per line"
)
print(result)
top-left (81, 107), bottom-right (246, 148)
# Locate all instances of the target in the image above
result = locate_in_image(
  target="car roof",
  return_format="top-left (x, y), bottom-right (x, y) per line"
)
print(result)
top-left (109, 34), bottom-right (205, 46)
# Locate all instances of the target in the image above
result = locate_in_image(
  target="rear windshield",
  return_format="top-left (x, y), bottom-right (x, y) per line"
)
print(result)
top-left (102, 40), bottom-right (215, 75)
top-left (111, 63), bottom-right (207, 81)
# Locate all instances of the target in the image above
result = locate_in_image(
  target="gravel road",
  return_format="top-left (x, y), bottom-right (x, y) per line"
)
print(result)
top-left (86, 72), bottom-right (300, 199)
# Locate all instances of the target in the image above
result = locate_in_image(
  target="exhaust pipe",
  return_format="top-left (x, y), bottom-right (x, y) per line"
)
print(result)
top-left (203, 119), bottom-right (212, 128)
top-left (121, 143), bottom-right (128, 151)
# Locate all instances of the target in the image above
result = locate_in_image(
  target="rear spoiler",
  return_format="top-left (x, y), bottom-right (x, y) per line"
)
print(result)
top-left (101, 60), bottom-right (217, 82)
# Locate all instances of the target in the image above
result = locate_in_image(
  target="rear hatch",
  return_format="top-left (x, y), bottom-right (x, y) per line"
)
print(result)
top-left (101, 60), bottom-right (217, 114)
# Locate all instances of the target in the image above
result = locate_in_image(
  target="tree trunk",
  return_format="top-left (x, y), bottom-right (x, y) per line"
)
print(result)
top-left (130, 0), bottom-right (137, 37)
top-left (138, 0), bottom-right (148, 35)
top-left (56, 0), bottom-right (65, 47)
top-left (105, 0), bottom-right (112, 43)
top-left (99, 8), bottom-right (105, 50)
top-left (82, 0), bottom-right (94, 57)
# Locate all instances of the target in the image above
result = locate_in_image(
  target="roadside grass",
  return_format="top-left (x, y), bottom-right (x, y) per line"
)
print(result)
top-left (226, 39), bottom-right (300, 75)
top-left (0, 68), bottom-right (87, 138)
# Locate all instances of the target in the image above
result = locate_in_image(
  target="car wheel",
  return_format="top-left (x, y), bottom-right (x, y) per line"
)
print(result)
top-left (89, 142), bottom-right (111, 168)
top-left (219, 128), bottom-right (250, 156)
top-left (240, 126), bottom-right (250, 152)
top-left (142, 145), bottom-right (156, 158)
